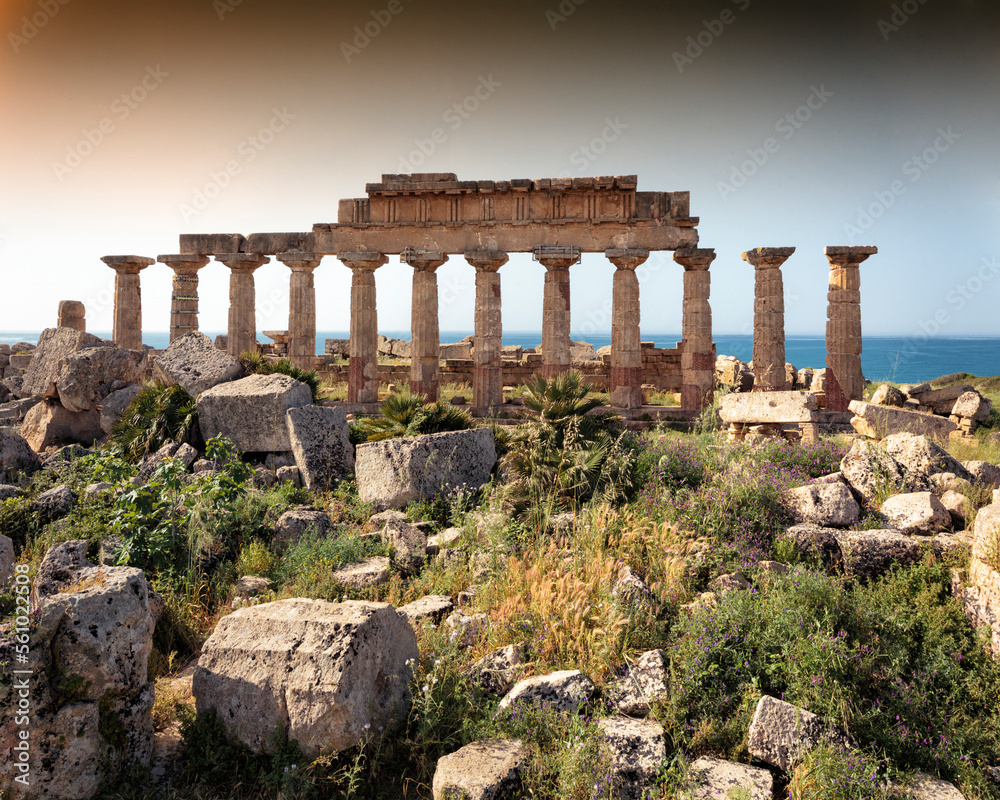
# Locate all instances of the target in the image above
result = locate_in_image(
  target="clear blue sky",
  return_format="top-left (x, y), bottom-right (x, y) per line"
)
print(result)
top-left (2, 0), bottom-right (998, 339)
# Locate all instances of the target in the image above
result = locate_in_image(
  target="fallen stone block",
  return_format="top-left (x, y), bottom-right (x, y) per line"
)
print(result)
top-left (785, 482), bottom-right (860, 528)
top-left (383, 519), bottom-right (427, 576)
top-left (834, 529), bottom-right (923, 581)
top-left (964, 460), bottom-right (1000, 489)
top-left (897, 771), bottom-right (968, 799)
top-left (497, 670), bottom-right (595, 715)
top-left (20, 400), bottom-right (103, 452)
top-left (469, 644), bottom-right (527, 696)
top-left (880, 491), bottom-right (952, 535)
top-left (684, 756), bottom-right (774, 800)
top-left (57, 345), bottom-right (147, 413)
top-left (356, 428), bottom-right (496, 509)
top-left (100, 384), bottom-right (144, 434)
top-left (273, 507), bottom-right (333, 549)
top-left (0, 426), bottom-right (41, 481)
top-left (747, 694), bottom-right (856, 771)
top-left (870, 383), bottom-right (907, 407)
top-left (608, 649), bottom-right (669, 717)
top-left (398, 595), bottom-right (454, 627)
top-left (20, 327), bottom-right (110, 399)
top-left (882, 432), bottom-right (970, 486)
top-left (286, 404), bottom-right (354, 491)
top-left (849, 400), bottom-right (958, 442)
top-left (332, 557), bottom-right (391, 590)
top-left (596, 716), bottom-right (666, 800)
top-left (0, 534), bottom-right (13, 585)
top-left (197, 373), bottom-right (312, 453)
top-left (720, 390), bottom-right (819, 423)
top-left (193, 598), bottom-right (417, 757)
top-left (431, 739), bottom-right (528, 800)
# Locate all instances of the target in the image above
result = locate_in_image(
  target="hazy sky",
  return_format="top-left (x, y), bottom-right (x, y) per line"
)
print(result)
top-left (2, 0), bottom-right (999, 341)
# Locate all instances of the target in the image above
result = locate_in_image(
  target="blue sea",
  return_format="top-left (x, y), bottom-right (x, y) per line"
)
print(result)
top-left (2, 331), bottom-right (997, 385)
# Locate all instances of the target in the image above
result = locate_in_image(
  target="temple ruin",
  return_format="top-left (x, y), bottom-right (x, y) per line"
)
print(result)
top-left (98, 173), bottom-right (875, 413)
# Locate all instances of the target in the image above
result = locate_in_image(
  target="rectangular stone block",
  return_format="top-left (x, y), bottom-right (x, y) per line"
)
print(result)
top-left (244, 232), bottom-right (315, 254)
top-left (179, 233), bottom-right (245, 255)
top-left (719, 391), bottom-right (819, 424)
top-left (848, 400), bottom-right (958, 442)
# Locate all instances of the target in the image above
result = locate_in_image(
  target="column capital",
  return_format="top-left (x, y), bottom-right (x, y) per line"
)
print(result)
top-left (824, 245), bottom-right (877, 267)
top-left (534, 246), bottom-right (581, 269)
top-left (277, 252), bottom-right (323, 271)
top-left (102, 255), bottom-right (154, 274)
top-left (673, 248), bottom-right (717, 271)
top-left (338, 251), bottom-right (388, 271)
top-left (158, 254), bottom-right (210, 275)
top-left (465, 249), bottom-right (509, 272)
top-left (216, 253), bottom-right (270, 272)
top-left (606, 247), bottom-right (649, 270)
top-left (742, 247), bottom-right (795, 269)
top-left (402, 249), bottom-right (448, 272)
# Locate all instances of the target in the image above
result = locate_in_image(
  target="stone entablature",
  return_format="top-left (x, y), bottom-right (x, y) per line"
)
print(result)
top-left (178, 173), bottom-right (698, 256)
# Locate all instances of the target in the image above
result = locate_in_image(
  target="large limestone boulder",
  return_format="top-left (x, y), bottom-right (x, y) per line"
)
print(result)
top-left (716, 355), bottom-right (753, 392)
top-left (286, 405), bottom-right (354, 491)
top-left (898, 772), bottom-right (968, 800)
top-left (849, 399), bottom-right (958, 442)
top-left (870, 383), bottom-right (907, 407)
top-left (56, 346), bottom-right (147, 413)
top-left (497, 670), bottom-right (595, 715)
top-left (431, 739), bottom-right (528, 800)
top-left (785, 482), bottom-right (860, 528)
top-left (608, 649), bottom-right (669, 717)
top-left (20, 328), bottom-right (109, 399)
top-left (747, 695), bottom-right (856, 771)
top-left (684, 756), bottom-right (774, 799)
top-left (840, 439), bottom-right (907, 507)
top-left (910, 383), bottom-right (976, 415)
top-left (0, 426), bottom-right (40, 481)
top-left (356, 428), bottom-right (496, 509)
top-left (151, 332), bottom-right (246, 396)
top-left (952, 391), bottom-right (991, 422)
top-left (193, 599), bottom-right (417, 757)
top-left (964, 460), bottom-right (1000, 489)
top-left (880, 492), bottom-right (952, 535)
top-left (595, 716), bottom-right (666, 800)
top-left (20, 400), bottom-right (103, 452)
top-left (273, 507), bottom-right (333, 549)
top-left (0, 540), bottom-right (156, 799)
top-left (833, 530), bottom-right (923, 581)
top-left (331, 557), bottom-right (391, 589)
top-left (882, 432), bottom-right (970, 486)
top-left (196, 373), bottom-right (312, 453)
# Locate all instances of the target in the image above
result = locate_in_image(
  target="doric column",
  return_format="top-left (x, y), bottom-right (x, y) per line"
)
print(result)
top-left (57, 300), bottom-right (86, 332)
top-left (466, 249), bottom-right (508, 409)
top-left (606, 248), bottom-right (649, 408)
top-left (338, 251), bottom-right (388, 403)
top-left (824, 245), bottom-right (877, 411)
top-left (674, 248), bottom-right (717, 410)
top-left (158, 254), bottom-right (210, 343)
top-left (216, 253), bottom-right (270, 359)
top-left (741, 247), bottom-right (795, 391)
top-left (404, 250), bottom-right (448, 401)
top-left (536, 247), bottom-right (580, 378)
top-left (278, 252), bottom-right (322, 370)
top-left (101, 256), bottom-right (153, 350)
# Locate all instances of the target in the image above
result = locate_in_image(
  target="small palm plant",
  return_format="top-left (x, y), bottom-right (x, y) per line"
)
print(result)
top-left (109, 383), bottom-right (198, 463)
top-left (353, 388), bottom-right (472, 442)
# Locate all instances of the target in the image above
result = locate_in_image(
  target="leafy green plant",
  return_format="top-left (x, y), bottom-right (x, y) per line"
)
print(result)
top-left (109, 383), bottom-right (198, 463)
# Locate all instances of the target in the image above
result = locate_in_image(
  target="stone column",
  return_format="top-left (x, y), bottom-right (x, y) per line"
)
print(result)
top-left (278, 252), bottom-right (322, 370)
top-left (158, 254), bottom-right (210, 343)
top-left (825, 245), bottom-right (877, 411)
top-left (741, 247), bottom-right (795, 391)
top-left (101, 256), bottom-right (154, 351)
top-left (338, 251), bottom-right (387, 404)
top-left (536, 247), bottom-right (580, 378)
top-left (404, 250), bottom-right (448, 401)
top-left (216, 253), bottom-right (270, 359)
top-left (466, 250), bottom-right (508, 410)
top-left (57, 300), bottom-right (86, 332)
top-left (674, 248), bottom-right (716, 410)
top-left (606, 248), bottom-right (649, 408)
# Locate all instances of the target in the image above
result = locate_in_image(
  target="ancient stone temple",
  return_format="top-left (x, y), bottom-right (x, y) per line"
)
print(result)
top-left (101, 173), bottom-right (712, 410)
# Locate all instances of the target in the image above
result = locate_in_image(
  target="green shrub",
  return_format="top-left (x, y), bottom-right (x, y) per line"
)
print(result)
top-left (109, 383), bottom-right (198, 463)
